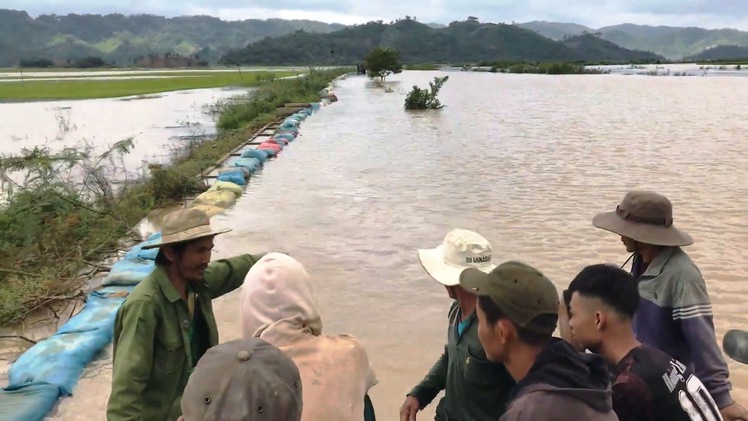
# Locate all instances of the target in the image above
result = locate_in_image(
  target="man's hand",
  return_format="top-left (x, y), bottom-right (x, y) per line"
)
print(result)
top-left (721, 402), bottom-right (748, 421)
top-left (400, 395), bottom-right (420, 421)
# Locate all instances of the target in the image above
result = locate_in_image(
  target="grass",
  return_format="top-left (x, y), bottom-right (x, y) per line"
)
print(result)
top-left (0, 70), bottom-right (299, 101)
top-left (0, 67), bottom-right (349, 326)
top-left (404, 63), bottom-right (441, 71)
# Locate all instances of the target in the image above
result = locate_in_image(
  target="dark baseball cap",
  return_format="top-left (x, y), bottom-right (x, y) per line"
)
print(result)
top-left (460, 261), bottom-right (559, 335)
top-left (181, 338), bottom-right (303, 421)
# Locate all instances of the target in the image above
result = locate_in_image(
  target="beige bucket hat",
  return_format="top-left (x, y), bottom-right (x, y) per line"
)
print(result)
top-left (417, 229), bottom-right (497, 286)
top-left (142, 208), bottom-right (232, 250)
top-left (592, 190), bottom-right (693, 247)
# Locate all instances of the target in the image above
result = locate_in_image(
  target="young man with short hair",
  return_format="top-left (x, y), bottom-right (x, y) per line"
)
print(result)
top-left (566, 264), bottom-right (723, 421)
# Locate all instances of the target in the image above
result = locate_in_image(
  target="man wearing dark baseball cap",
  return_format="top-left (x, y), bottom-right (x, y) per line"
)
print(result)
top-left (178, 338), bottom-right (303, 421)
top-left (459, 261), bottom-right (617, 421)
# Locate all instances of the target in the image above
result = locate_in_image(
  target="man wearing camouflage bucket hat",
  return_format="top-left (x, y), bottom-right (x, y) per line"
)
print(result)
top-left (584, 190), bottom-right (747, 421)
top-left (107, 208), bottom-right (267, 421)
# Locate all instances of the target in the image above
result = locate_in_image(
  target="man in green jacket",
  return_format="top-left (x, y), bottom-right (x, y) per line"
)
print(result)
top-left (400, 229), bottom-right (515, 421)
top-left (106, 208), bottom-right (265, 421)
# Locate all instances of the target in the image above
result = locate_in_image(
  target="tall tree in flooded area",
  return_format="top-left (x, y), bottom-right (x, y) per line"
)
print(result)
top-left (364, 47), bottom-right (403, 81)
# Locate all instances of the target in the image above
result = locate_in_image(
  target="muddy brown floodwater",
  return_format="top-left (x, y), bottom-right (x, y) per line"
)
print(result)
top-left (16, 70), bottom-right (748, 420)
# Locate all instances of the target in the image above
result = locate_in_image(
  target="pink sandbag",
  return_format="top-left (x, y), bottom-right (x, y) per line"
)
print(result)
top-left (257, 142), bottom-right (282, 152)
top-left (269, 137), bottom-right (289, 145)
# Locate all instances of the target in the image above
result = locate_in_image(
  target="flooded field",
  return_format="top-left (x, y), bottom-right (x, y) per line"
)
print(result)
top-left (3, 70), bottom-right (748, 419)
top-left (0, 87), bottom-right (249, 182)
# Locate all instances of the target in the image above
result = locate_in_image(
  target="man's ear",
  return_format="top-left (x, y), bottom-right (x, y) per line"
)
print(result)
top-left (497, 318), bottom-right (514, 344)
top-left (594, 311), bottom-right (606, 331)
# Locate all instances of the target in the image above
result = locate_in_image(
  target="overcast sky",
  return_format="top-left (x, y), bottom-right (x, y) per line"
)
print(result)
top-left (5, 0), bottom-right (748, 30)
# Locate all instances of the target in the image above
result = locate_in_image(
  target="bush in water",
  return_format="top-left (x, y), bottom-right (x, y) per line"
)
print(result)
top-left (404, 76), bottom-right (449, 110)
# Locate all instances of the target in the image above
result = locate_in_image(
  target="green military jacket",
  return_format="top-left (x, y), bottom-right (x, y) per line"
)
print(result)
top-left (409, 301), bottom-right (516, 421)
top-left (106, 254), bottom-right (262, 421)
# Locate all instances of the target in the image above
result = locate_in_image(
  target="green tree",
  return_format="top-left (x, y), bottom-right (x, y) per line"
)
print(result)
top-left (364, 47), bottom-right (403, 81)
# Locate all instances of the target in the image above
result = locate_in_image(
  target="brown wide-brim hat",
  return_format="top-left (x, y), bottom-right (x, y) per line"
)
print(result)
top-left (593, 190), bottom-right (693, 247)
top-left (142, 208), bottom-right (231, 250)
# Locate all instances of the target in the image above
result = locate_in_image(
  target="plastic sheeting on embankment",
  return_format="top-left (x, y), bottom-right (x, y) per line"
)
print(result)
top-left (0, 88), bottom-right (337, 421)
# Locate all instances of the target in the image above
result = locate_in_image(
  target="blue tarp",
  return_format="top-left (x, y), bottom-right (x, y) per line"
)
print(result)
top-left (0, 383), bottom-right (61, 421)
top-left (7, 286), bottom-right (131, 396)
top-left (240, 148), bottom-right (269, 162)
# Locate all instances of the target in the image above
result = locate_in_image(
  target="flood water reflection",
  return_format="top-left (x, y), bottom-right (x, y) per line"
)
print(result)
top-left (23, 71), bottom-right (748, 419)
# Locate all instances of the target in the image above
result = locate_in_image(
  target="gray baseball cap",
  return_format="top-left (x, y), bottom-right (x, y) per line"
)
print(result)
top-left (181, 338), bottom-right (303, 421)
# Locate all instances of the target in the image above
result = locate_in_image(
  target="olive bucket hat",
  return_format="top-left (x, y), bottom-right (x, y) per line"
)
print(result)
top-left (142, 208), bottom-right (232, 250)
top-left (592, 190), bottom-right (693, 247)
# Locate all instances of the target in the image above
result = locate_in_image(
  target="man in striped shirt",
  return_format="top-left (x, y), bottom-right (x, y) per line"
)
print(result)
top-left (592, 190), bottom-right (747, 421)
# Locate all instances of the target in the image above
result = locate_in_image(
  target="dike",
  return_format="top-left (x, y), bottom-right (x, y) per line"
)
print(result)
top-left (0, 78), bottom-right (343, 421)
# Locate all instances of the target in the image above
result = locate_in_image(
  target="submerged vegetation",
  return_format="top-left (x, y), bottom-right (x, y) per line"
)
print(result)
top-left (405, 76), bottom-right (449, 110)
top-left (0, 70), bottom-right (297, 101)
top-left (0, 67), bottom-right (348, 326)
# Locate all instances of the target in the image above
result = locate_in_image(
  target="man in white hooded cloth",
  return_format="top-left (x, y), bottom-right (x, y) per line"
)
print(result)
top-left (239, 252), bottom-right (378, 421)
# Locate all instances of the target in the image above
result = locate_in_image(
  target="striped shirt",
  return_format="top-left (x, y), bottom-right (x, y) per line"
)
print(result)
top-left (630, 247), bottom-right (733, 409)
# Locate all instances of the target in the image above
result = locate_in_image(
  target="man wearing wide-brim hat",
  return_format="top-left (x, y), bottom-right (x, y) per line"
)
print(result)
top-left (400, 229), bottom-right (515, 421)
top-left (584, 190), bottom-right (746, 421)
top-left (107, 208), bottom-right (267, 421)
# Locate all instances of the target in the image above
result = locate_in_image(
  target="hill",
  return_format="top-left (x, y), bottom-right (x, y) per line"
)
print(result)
top-left (518, 21), bottom-right (594, 40)
top-left (518, 20), bottom-right (748, 59)
top-left (0, 8), bottom-right (344, 67)
top-left (686, 45), bottom-right (748, 61)
top-left (560, 33), bottom-right (662, 62)
top-left (220, 18), bottom-right (661, 65)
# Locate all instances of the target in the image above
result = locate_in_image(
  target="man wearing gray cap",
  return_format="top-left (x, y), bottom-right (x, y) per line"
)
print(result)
top-left (460, 261), bottom-right (618, 421)
top-left (107, 208), bottom-right (266, 421)
top-left (589, 190), bottom-right (746, 421)
top-left (178, 338), bottom-right (303, 421)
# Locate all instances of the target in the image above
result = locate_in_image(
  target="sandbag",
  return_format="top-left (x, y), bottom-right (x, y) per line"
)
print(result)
top-left (311, 102), bottom-right (321, 110)
top-left (277, 130), bottom-right (298, 138)
top-left (209, 180), bottom-right (244, 197)
top-left (283, 118), bottom-right (300, 126)
top-left (279, 127), bottom-right (299, 135)
top-left (300, 108), bottom-right (313, 116)
top-left (258, 147), bottom-right (278, 156)
top-left (0, 383), bottom-right (61, 421)
top-left (7, 288), bottom-right (130, 395)
top-left (217, 171), bottom-right (246, 186)
top-left (219, 166), bottom-right (250, 178)
top-left (292, 113), bottom-right (307, 121)
top-left (190, 204), bottom-right (226, 218)
top-left (102, 258), bottom-right (155, 286)
top-left (193, 189), bottom-right (237, 209)
top-left (257, 143), bottom-right (281, 153)
top-left (273, 133), bottom-right (295, 142)
top-left (232, 157), bottom-right (261, 173)
top-left (268, 137), bottom-right (288, 146)
top-left (240, 148), bottom-right (269, 162)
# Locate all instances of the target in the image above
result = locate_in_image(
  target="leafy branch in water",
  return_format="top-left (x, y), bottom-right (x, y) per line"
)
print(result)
top-left (404, 76), bottom-right (449, 110)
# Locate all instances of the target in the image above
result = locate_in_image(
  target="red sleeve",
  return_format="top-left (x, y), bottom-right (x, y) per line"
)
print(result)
top-left (612, 371), bottom-right (654, 421)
